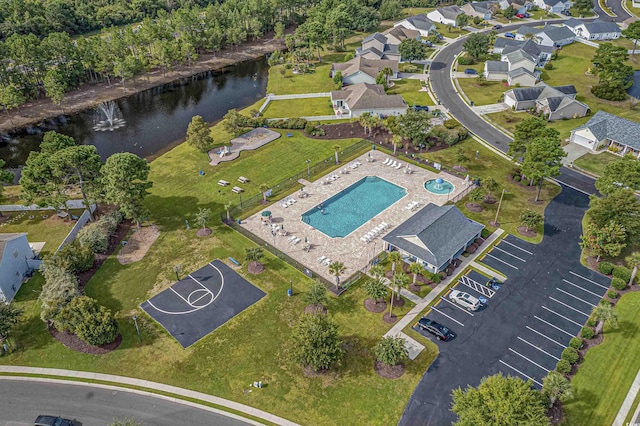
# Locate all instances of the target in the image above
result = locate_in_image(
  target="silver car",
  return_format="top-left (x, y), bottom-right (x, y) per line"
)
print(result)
top-left (449, 290), bottom-right (481, 311)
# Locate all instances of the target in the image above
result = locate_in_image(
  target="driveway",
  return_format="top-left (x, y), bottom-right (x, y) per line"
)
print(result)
top-left (399, 184), bottom-right (609, 425)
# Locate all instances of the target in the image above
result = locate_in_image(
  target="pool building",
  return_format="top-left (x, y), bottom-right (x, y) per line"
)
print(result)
top-left (382, 204), bottom-right (484, 273)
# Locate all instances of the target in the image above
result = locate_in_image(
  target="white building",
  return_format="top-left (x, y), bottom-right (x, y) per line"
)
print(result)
top-left (427, 5), bottom-right (464, 27)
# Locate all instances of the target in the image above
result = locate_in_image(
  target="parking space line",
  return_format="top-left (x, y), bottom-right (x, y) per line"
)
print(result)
top-left (557, 288), bottom-right (597, 307)
top-left (431, 306), bottom-right (465, 327)
top-left (534, 316), bottom-right (575, 337)
top-left (509, 348), bottom-right (550, 372)
top-left (486, 253), bottom-right (519, 270)
top-left (526, 326), bottom-right (566, 348)
top-left (434, 299), bottom-right (442, 307)
top-left (541, 306), bottom-right (584, 327)
top-left (439, 296), bottom-right (474, 316)
top-left (494, 246), bottom-right (527, 262)
top-left (549, 297), bottom-right (590, 317)
top-left (501, 240), bottom-right (534, 255)
top-left (569, 271), bottom-right (609, 290)
top-left (517, 337), bottom-right (561, 361)
top-left (499, 360), bottom-right (543, 387)
top-left (562, 279), bottom-right (603, 298)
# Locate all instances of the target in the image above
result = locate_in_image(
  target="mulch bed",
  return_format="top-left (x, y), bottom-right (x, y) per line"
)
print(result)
top-left (247, 261), bottom-right (265, 274)
top-left (49, 325), bottom-right (122, 355)
top-left (364, 298), bottom-right (387, 313)
top-left (483, 195), bottom-right (497, 204)
top-left (374, 361), bottom-right (406, 379)
top-left (547, 401), bottom-right (564, 425)
top-left (452, 165), bottom-right (468, 173)
top-left (465, 202), bottom-right (483, 213)
top-left (392, 296), bottom-right (405, 307)
top-left (304, 304), bottom-right (328, 314)
top-left (517, 226), bottom-right (537, 238)
top-left (196, 227), bottom-right (212, 237)
top-left (507, 174), bottom-right (537, 191)
top-left (383, 312), bottom-right (398, 323)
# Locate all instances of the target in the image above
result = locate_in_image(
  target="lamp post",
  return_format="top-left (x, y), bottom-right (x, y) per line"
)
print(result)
top-left (133, 315), bottom-right (142, 342)
top-left (272, 230), bottom-right (277, 248)
top-left (306, 159), bottom-right (311, 180)
top-left (491, 189), bottom-right (507, 227)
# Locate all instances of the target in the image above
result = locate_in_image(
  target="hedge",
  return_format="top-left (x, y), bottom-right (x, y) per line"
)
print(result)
top-left (613, 266), bottom-right (632, 284)
top-left (562, 347), bottom-right (579, 364)
top-left (611, 277), bottom-right (627, 291)
top-left (556, 359), bottom-right (571, 374)
top-left (581, 326), bottom-right (595, 339)
top-left (598, 262), bottom-right (614, 275)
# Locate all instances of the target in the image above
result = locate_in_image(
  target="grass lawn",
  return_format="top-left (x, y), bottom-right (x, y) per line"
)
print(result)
top-left (485, 110), bottom-right (590, 141)
top-left (419, 138), bottom-right (561, 242)
top-left (563, 292), bottom-right (640, 426)
top-left (627, 0), bottom-right (640, 17)
top-left (573, 151), bottom-right (621, 176)
top-left (262, 98), bottom-right (333, 118)
top-left (435, 23), bottom-right (469, 38)
top-left (399, 62), bottom-right (424, 73)
top-left (387, 79), bottom-right (434, 106)
top-left (597, 37), bottom-right (639, 50)
top-left (457, 79), bottom-right (505, 106)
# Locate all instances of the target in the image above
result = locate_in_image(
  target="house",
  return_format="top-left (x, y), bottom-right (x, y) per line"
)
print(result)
top-left (499, 0), bottom-right (532, 14)
top-left (485, 41), bottom-right (543, 85)
top-left (515, 26), bottom-right (541, 41)
top-left (504, 82), bottom-right (588, 120)
top-left (330, 83), bottom-right (408, 118)
top-left (382, 204), bottom-right (484, 273)
top-left (568, 20), bottom-right (621, 40)
top-left (508, 67), bottom-right (538, 86)
top-left (501, 39), bottom-right (554, 63)
top-left (570, 111), bottom-right (640, 156)
top-left (461, 1), bottom-right (496, 20)
top-left (535, 25), bottom-right (575, 47)
top-left (331, 57), bottom-right (398, 85)
top-left (393, 14), bottom-right (436, 37)
top-left (0, 233), bottom-right (41, 303)
top-left (384, 26), bottom-right (421, 45)
top-left (427, 5), bottom-right (464, 27)
top-left (535, 95), bottom-right (589, 120)
top-left (502, 49), bottom-right (537, 73)
top-left (484, 60), bottom-right (510, 80)
top-left (356, 33), bottom-right (401, 61)
top-left (534, 0), bottom-right (571, 13)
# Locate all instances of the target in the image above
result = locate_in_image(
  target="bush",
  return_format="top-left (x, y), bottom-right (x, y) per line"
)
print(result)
top-left (608, 289), bottom-right (619, 299)
top-left (611, 277), bottom-right (627, 290)
top-left (591, 82), bottom-right (628, 101)
top-left (48, 243), bottom-right (95, 273)
top-left (561, 347), bottom-right (579, 364)
top-left (77, 224), bottom-right (109, 253)
top-left (598, 262), bottom-right (614, 275)
top-left (581, 326), bottom-right (595, 339)
top-left (457, 55), bottom-right (474, 65)
top-left (443, 118), bottom-right (462, 129)
top-left (544, 62), bottom-right (553, 70)
top-left (473, 16), bottom-right (482, 25)
top-left (587, 317), bottom-right (597, 327)
top-left (55, 296), bottom-right (118, 346)
top-left (513, 175), bottom-right (521, 182)
top-left (100, 210), bottom-right (124, 234)
top-left (613, 266), bottom-right (632, 283)
top-left (556, 359), bottom-right (571, 374)
top-left (569, 337), bottom-right (583, 350)
top-left (431, 272), bottom-right (442, 284)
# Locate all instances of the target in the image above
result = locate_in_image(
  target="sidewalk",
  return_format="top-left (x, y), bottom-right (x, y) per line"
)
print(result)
top-left (0, 366), bottom-right (300, 426)
top-left (613, 367), bottom-right (640, 426)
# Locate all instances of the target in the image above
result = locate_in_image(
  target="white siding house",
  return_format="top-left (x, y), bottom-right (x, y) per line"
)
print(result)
top-left (0, 233), bottom-right (40, 303)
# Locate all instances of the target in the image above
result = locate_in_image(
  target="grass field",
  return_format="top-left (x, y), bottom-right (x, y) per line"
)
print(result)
top-left (573, 151), bottom-right (621, 176)
top-left (387, 79), bottom-right (435, 106)
top-left (262, 98), bottom-right (334, 118)
top-left (457, 79), bottom-right (505, 106)
top-left (435, 23), bottom-right (469, 38)
top-left (563, 293), bottom-right (640, 426)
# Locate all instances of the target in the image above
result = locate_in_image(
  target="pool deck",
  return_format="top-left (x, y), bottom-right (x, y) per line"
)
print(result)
top-left (240, 150), bottom-right (471, 283)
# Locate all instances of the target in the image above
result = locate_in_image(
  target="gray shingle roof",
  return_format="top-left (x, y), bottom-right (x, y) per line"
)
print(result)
top-left (494, 38), bottom-right (523, 50)
top-left (516, 26), bottom-right (541, 36)
top-left (504, 49), bottom-right (536, 65)
top-left (382, 204), bottom-right (484, 269)
top-left (541, 25), bottom-right (575, 42)
top-left (563, 18), bottom-right (582, 28)
top-left (331, 83), bottom-right (407, 111)
top-left (508, 82), bottom-right (577, 101)
top-left (486, 60), bottom-right (509, 72)
top-left (583, 20), bottom-right (621, 35)
top-left (573, 111), bottom-right (640, 150)
top-left (331, 57), bottom-right (398, 79)
top-left (438, 5), bottom-right (464, 20)
top-left (508, 67), bottom-right (536, 78)
top-left (405, 14), bottom-right (436, 31)
top-left (543, 0), bottom-right (563, 6)
top-left (0, 233), bottom-right (27, 261)
top-left (363, 32), bottom-right (388, 44)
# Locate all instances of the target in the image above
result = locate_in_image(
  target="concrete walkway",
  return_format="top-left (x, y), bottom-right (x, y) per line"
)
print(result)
top-left (472, 102), bottom-right (510, 115)
top-left (470, 260), bottom-right (507, 282)
top-left (613, 367), bottom-right (640, 426)
top-left (0, 366), bottom-right (300, 426)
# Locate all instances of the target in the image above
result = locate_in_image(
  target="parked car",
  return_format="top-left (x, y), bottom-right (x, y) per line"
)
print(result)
top-left (524, 12), bottom-right (531, 17)
top-left (486, 277), bottom-right (502, 287)
top-left (422, 40), bottom-right (433, 47)
top-left (413, 105), bottom-right (430, 112)
top-left (492, 24), bottom-right (503, 29)
top-left (504, 32), bottom-right (516, 38)
top-left (464, 68), bottom-right (478, 75)
top-left (417, 317), bottom-right (456, 341)
top-left (515, 13), bottom-right (524, 18)
top-left (436, 34), bottom-right (444, 40)
top-left (561, 9), bottom-right (571, 15)
top-left (449, 290), bottom-right (482, 311)
top-left (34, 415), bottom-right (75, 426)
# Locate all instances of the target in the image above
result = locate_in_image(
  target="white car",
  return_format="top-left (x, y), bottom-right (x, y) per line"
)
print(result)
top-left (449, 290), bottom-right (481, 311)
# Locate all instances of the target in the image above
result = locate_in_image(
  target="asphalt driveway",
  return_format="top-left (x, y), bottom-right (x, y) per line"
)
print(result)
top-left (399, 185), bottom-right (609, 425)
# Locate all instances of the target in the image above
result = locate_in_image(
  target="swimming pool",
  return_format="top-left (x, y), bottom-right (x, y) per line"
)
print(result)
top-left (302, 176), bottom-right (406, 238)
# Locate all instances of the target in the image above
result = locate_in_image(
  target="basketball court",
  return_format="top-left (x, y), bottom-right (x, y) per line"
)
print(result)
top-left (140, 259), bottom-right (266, 348)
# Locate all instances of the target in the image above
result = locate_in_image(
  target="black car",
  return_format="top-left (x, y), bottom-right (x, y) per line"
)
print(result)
top-left (492, 24), bottom-right (503, 29)
top-left (561, 9), bottom-right (572, 15)
top-left (34, 415), bottom-right (75, 426)
top-left (418, 317), bottom-right (456, 341)
top-left (412, 105), bottom-right (430, 112)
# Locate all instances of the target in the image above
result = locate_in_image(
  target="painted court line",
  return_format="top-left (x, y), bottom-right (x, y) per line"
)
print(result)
top-left (499, 360), bottom-right (543, 387)
top-left (549, 297), bottom-right (590, 317)
top-left (517, 337), bottom-right (561, 361)
top-left (170, 287), bottom-right (191, 304)
top-left (541, 306), bottom-right (583, 327)
top-left (430, 306), bottom-right (465, 327)
top-left (439, 296), bottom-right (474, 316)
top-left (557, 288), bottom-right (597, 307)
top-left (569, 271), bottom-right (609, 290)
top-left (562, 279), bottom-right (603, 298)
top-left (485, 253), bottom-right (519, 270)
top-left (191, 292), bottom-right (211, 305)
top-left (526, 326), bottom-right (566, 348)
top-left (534, 316), bottom-right (575, 337)
top-left (494, 246), bottom-right (527, 262)
top-left (501, 239), bottom-right (533, 255)
top-left (509, 348), bottom-right (550, 372)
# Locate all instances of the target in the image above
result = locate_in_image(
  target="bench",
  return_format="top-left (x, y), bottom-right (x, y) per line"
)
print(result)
top-left (232, 186), bottom-right (244, 193)
top-left (218, 180), bottom-right (230, 186)
top-left (228, 256), bottom-right (240, 266)
top-left (238, 176), bottom-right (250, 183)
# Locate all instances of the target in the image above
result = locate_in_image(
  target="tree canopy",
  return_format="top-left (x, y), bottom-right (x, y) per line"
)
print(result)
top-left (55, 295), bottom-right (118, 346)
top-left (508, 116), bottom-right (559, 159)
top-left (595, 156), bottom-right (640, 195)
top-left (186, 115), bottom-right (214, 153)
top-left (580, 220), bottom-right (627, 261)
top-left (591, 43), bottom-right (633, 101)
top-left (398, 38), bottom-right (426, 64)
top-left (397, 109), bottom-right (431, 146)
top-left (623, 21), bottom-right (640, 53)
top-left (521, 135), bottom-right (566, 201)
top-left (290, 313), bottom-right (344, 371)
top-left (588, 189), bottom-right (640, 242)
top-left (101, 153), bottom-right (152, 226)
top-left (463, 33), bottom-right (490, 60)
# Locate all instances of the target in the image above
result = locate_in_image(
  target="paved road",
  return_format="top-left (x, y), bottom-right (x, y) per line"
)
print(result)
top-left (0, 378), bottom-right (253, 426)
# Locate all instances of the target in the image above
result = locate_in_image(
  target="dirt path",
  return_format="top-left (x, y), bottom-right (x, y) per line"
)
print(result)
top-left (1, 36), bottom-right (286, 133)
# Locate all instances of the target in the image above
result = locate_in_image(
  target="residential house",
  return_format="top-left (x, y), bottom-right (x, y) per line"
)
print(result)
top-left (508, 67), bottom-right (538, 86)
top-left (331, 57), bottom-right (398, 85)
top-left (0, 233), bottom-right (41, 303)
top-left (515, 25), bottom-right (574, 47)
top-left (384, 26), bottom-right (421, 45)
top-left (382, 204), bottom-right (484, 274)
top-left (504, 82), bottom-right (588, 120)
top-left (501, 39), bottom-right (554, 63)
top-left (393, 14), bottom-right (436, 37)
top-left (515, 26), bottom-right (542, 41)
top-left (484, 61), bottom-right (510, 80)
top-left (567, 19), bottom-right (621, 40)
top-left (502, 49), bottom-right (537, 73)
top-left (427, 5), bottom-right (464, 27)
top-left (534, 0), bottom-right (571, 13)
top-left (570, 111), bottom-right (640, 156)
top-left (461, 1), bottom-right (496, 20)
top-left (536, 95), bottom-right (589, 120)
top-left (499, 0), bottom-right (532, 14)
top-left (331, 83), bottom-right (408, 118)
top-left (356, 33), bottom-right (402, 61)
top-left (485, 40), bottom-right (543, 85)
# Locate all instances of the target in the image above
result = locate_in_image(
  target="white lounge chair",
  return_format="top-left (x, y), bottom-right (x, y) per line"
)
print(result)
top-left (381, 222), bottom-right (389, 229)
top-left (323, 258), bottom-right (332, 266)
top-left (292, 237), bottom-right (300, 245)
top-left (355, 161), bottom-right (361, 166)
top-left (361, 236), bottom-right (370, 243)
top-left (395, 162), bottom-right (402, 169)
top-left (382, 158), bottom-right (390, 165)
top-left (287, 235), bottom-right (296, 243)
top-left (318, 255), bottom-right (327, 263)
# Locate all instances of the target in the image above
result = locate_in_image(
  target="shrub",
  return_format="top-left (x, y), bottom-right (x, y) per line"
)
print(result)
top-left (598, 262), bottom-right (614, 275)
top-left (600, 298), bottom-right (611, 306)
top-left (556, 359), bottom-right (571, 374)
top-left (47, 243), bottom-right (95, 273)
top-left (513, 175), bottom-right (521, 182)
top-left (457, 55), bottom-right (474, 65)
top-left (100, 210), bottom-right (124, 234)
top-left (611, 277), bottom-right (627, 290)
top-left (443, 118), bottom-right (462, 129)
top-left (613, 266), bottom-right (632, 283)
top-left (581, 326), bottom-right (595, 339)
top-left (55, 296), bottom-right (118, 346)
top-left (544, 62), bottom-right (553, 70)
top-left (608, 289), bottom-right (619, 299)
top-left (586, 317), bottom-right (596, 327)
top-left (569, 337), bottom-right (583, 350)
top-left (561, 347), bottom-right (579, 364)
top-left (591, 82), bottom-right (628, 101)
top-left (431, 272), bottom-right (442, 284)
top-left (77, 224), bottom-right (109, 253)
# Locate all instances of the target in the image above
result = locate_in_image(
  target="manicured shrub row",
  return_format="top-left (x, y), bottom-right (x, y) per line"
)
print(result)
top-left (77, 210), bottom-right (124, 253)
top-left (598, 262), bottom-right (613, 275)
top-left (611, 278), bottom-right (626, 290)
top-left (581, 326), bottom-right (595, 339)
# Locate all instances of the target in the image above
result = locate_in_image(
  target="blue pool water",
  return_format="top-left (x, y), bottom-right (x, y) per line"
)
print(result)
top-left (424, 179), bottom-right (454, 195)
top-left (302, 176), bottom-right (406, 238)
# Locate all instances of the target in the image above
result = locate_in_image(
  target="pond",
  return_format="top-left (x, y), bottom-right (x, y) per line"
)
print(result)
top-left (628, 70), bottom-right (640, 99)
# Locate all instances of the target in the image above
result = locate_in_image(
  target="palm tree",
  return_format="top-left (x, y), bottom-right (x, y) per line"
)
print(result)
top-left (592, 303), bottom-right (618, 335)
top-left (305, 280), bottom-right (328, 310)
top-left (244, 247), bottom-right (264, 269)
top-left (259, 183), bottom-right (269, 203)
top-left (364, 277), bottom-right (388, 305)
top-left (543, 371), bottom-right (573, 408)
top-left (359, 112), bottom-right (372, 134)
top-left (626, 252), bottom-right (640, 286)
top-left (389, 251), bottom-right (403, 273)
top-left (389, 272), bottom-right (410, 317)
top-left (370, 264), bottom-right (385, 280)
top-left (392, 134), bottom-right (402, 155)
top-left (381, 66), bottom-right (393, 87)
top-left (328, 261), bottom-right (346, 288)
top-left (224, 201), bottom-right (232, 222)
top-left (193, 207), bottom-right (212, 233)
top-left (408, 262), bottom-right (424, 286)
top-left (332, 145), bottom-right (340, 164)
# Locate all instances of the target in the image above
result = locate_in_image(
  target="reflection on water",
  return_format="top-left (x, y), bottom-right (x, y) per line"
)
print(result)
top-left (0, 58), bottom-right (268, 168)
top-left (628, 71), bottom-right (640, 99)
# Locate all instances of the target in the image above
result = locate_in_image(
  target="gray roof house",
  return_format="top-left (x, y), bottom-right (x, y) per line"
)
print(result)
top-left (485, 40), bottom-right (545, 85)
top-left (356, 33), bottom-right (402, 61)
top-left (427, 5), bottom-right (464, 27)
top-left (461, 1), bottom-right (496, 20)
top-left (533, 0), bottom-right (570, 13)
top-left (535, 25), bottom-right (575, 47)
top-left (393, 14), bottom-right (436, 37)
top-left (504, 82), bottom-right (587, 120)
top-left (384, 26), bottom-right (421, 45)
top-left (570, 111), bottom-right (640, 155)
top-left (508, 67), bottom-right (538, 86)
top-left (0, 233), bottom-right (41, 303)
top-left (382, 204), bottom-right (484, 273)
top-left (331, 83), bottom-right (408, 118)
top-left (570, 20), bottom-right (621, 41)
top-left (331, 57), bottom-right (398, 85)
